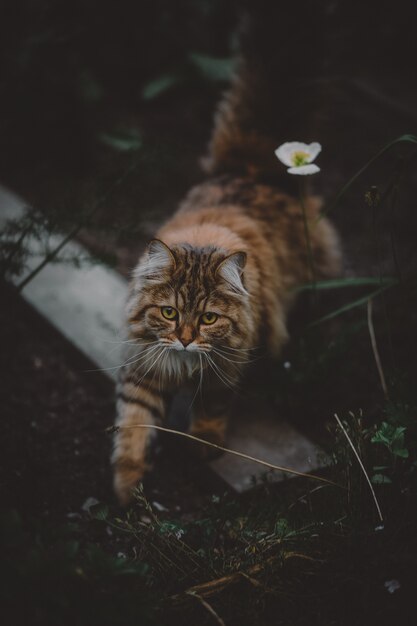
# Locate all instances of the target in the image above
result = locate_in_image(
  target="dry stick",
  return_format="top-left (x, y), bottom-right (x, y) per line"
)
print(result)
top-left (367, 298), bottom-right (389, 398)
top-left (185, 591), bottom-right (226, 626)
top-left (172, 553), bottom-right (312, 604)
top-left (174, 559), bottom-right (275, 603)
top-left (334, 413), bottom-right (384, 523)
top-left (16, 163), bottom-right (136, 292)
top-left (110, 423), bottom-right (342, 489)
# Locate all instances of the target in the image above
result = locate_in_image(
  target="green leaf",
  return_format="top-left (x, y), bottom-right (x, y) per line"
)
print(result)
top-left (371, 422), bottom-right (409, 458)
top-left (142, 73), bottom-right (184, 100)
top-left (295, 277), bottom-right (396, 293)
top-left (89, 503), bottom-right (109, 521)
top-left (188, 52), bottom-right (235, 82)
top-left (393, 448), bottom-right (409, 459)
top-left (98, 129), bottom-right (142, 152)
top-left (274, 518), bottom-right (290, 538)
top-left (371, 474), bottom-right (392, 485)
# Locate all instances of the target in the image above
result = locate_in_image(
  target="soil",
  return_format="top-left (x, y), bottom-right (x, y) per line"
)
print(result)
top-left (0, 280), bottom-right (224, 523)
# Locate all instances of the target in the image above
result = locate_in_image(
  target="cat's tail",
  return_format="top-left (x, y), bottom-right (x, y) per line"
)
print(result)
top-left (202, 1), bottom-right (327, 184)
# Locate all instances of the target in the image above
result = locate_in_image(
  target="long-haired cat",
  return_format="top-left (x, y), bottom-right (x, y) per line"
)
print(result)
top-left (112, 4), bottom-right (341, 504)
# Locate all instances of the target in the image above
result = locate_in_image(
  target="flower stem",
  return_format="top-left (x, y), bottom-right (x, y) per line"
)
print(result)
top-left (299, 181), bottom-right (317, 289)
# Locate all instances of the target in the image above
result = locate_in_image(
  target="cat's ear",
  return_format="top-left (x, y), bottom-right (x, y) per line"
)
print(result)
top-left (134, 239), bottom-right (176, 285)
top-left (216, 251), bottom-right (248, 295)
top-left (147, 239), bottom-right (176, 267)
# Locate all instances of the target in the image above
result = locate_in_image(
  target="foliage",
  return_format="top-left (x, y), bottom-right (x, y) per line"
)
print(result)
top-left (0, 510), bottom-right (153, 626)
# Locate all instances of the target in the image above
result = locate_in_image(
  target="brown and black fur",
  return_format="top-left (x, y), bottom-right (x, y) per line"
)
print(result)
top-left (112, 3), bottom-right (341, 504)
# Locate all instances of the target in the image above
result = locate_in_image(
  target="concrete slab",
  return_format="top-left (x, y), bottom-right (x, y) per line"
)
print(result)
top-left (212, 403), bottom-right (320, 491)
top-left (1, 183), bottom-right (321, 491)
top-left (0, 185), bottom-right (126, 379)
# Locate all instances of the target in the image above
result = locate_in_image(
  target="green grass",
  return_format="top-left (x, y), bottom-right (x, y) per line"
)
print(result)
top-left (3, 385), bottom-right (416, 625)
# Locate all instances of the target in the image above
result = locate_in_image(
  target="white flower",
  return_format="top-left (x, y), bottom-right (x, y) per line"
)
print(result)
top-left (275, 141), bottom-right (321, 175)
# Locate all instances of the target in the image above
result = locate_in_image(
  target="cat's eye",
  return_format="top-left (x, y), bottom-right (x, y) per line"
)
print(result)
top-left (161, 306), bottom-right (178, 320)
top-left (200, 312), bottom-right (218, 325)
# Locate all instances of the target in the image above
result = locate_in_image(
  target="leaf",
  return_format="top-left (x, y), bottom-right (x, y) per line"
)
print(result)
top-left (188, 52), bottom-right (235, 82)
top-left (274, 518), bottom-right (290, 538)
top-left (89, 503), bottom-right (109, 521)
top-left (142, 73), bottom-right (184, 100)
top-left (393, 448), bottom-right (409, 459)
top-left (371, 423), bottom-right (409, 458)
top-left (371, 474), bottom-right (392, 485)
top-left (295, 277), bottom-right (397, 293)
top-left (98, 129), bottom-right (142, 152)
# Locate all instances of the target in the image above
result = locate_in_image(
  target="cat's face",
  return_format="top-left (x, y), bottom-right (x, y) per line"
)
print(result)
top-left (126, 240), bottom-right (253, 379)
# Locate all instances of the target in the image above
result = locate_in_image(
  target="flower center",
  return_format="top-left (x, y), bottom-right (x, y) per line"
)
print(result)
top-left (291, 151), bottom-right (310, 167)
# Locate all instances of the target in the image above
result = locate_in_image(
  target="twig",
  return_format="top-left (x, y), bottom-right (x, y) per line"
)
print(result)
top-left (185, 591), bottom-right (226, 626)
top-left (16, 163), bottom-right (136, 292)
top-left (367, 298), bottom-right (388, 398)
top-left (108, 423), bottom-right (342, 489)
top-left (173, 552), bottom-right (312, 604)
top-left (175, 560), bottom-right (271, 602)
top-left (334, 413), bottom-right (383, 522)
top-left (3, 214), bottom-right (33, 267)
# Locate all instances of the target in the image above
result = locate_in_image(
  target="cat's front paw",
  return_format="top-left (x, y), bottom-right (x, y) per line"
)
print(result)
top-left (113, 459), bottom-right (147, 506)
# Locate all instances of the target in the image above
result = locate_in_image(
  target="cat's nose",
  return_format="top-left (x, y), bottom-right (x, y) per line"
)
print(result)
top-left (177, 325), bottom-right (195, 347)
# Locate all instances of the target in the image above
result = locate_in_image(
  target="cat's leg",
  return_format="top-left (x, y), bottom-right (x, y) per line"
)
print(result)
top-left (112, 372), bottom-right (168, 505)
top-left (189, 388), bottom-right (234, 461)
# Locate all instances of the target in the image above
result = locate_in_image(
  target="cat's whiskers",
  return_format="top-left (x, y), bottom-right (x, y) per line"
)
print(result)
top-left (134, 346), bottom-right (168, 387)
top-left (128, 345), bottom-right (167, 379)
top-left (203, 352), bottom-right (238, 392)
top-left (211, 346), bottom-right (260, 365)
top-left (205, 356), bottom-right (236, 392)
top-left (216, 344), bottom-right (258, 353)
top-left (104, 338), bottom-right (161, 346)
top-left (158, 349), bottom-right (171, 392)
top-left (187, 353), bottom-right (205, 413)
top-left (210, 348), bottom-right (248, 366)
top-left (123, 343), bottom-right (163, 369)
top-left (89, 342), bottom-right (162, 374)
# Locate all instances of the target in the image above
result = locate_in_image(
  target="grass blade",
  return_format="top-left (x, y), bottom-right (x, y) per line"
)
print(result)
top-left (295, 276), bottom-right (396, 293)
top-left (308, 283), bottom-right (397, 327)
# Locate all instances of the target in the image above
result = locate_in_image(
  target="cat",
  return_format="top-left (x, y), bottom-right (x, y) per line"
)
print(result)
top-left (111, 5), bottom-right (342, 505)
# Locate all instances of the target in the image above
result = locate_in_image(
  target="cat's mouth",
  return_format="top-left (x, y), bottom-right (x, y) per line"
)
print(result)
top-left (159, 338), bottom-right (212, 354)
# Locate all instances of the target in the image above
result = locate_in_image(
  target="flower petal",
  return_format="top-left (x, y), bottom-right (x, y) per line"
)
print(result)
top-left (287, 164), bottom-right (320, 175)
top-left (275, 142), bottom-right (299, 166)
top-left (275, 142), bottom-right (311, 166)
top-left (306, 142), bottom-right (322, 162)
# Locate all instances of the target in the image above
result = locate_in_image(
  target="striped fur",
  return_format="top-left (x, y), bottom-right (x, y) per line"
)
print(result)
top-left (112, 6), bottom-right (342, 504)
top-left (112, 177), bottom-right (341, 504)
